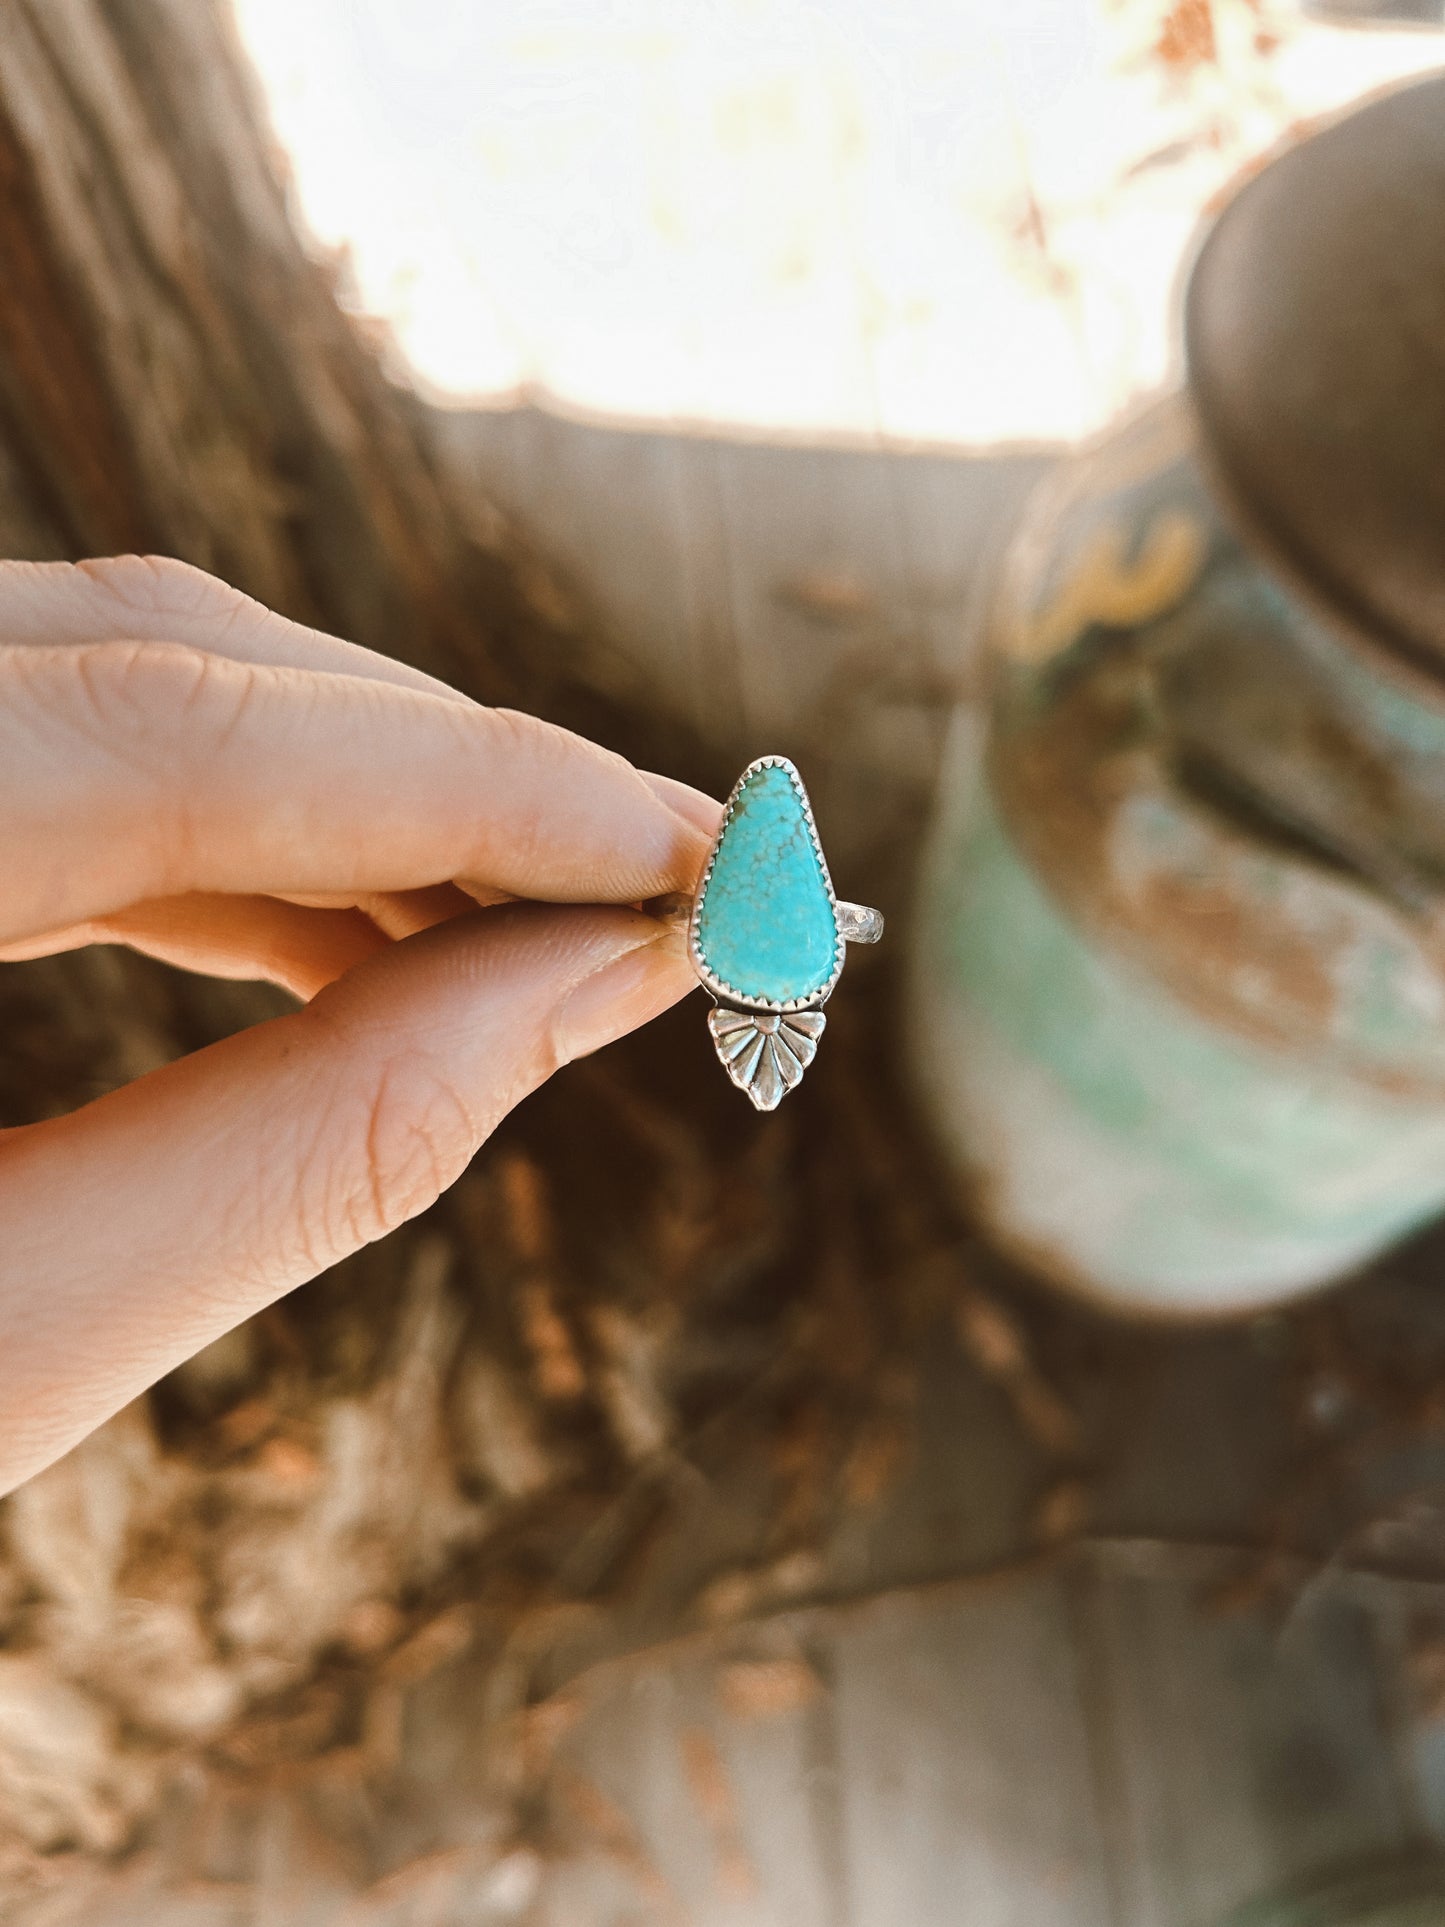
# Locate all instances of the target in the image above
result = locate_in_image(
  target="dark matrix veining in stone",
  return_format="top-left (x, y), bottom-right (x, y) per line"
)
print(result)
top-left (695, 763), bottom-right (839, 1003)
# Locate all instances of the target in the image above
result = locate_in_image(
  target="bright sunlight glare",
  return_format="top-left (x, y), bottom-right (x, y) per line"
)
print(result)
top-left (232, 0), bottom-right (1443, 445)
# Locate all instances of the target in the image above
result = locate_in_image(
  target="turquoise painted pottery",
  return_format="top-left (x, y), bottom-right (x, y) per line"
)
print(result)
top-left (911, 398), bottom-right (1445, 1315)
top-left (913, 83), bottom-right (1445, 1315)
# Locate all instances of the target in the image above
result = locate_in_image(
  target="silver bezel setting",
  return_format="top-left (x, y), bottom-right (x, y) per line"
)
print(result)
top-left (689, 754), bottom-right (844, 1015)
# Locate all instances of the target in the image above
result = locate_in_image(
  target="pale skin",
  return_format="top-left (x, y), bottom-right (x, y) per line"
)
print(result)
top-left (0, 555), bottom-right (722, 1498)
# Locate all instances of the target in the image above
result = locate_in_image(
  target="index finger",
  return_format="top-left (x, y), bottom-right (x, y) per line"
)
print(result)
top-left (0, 552), bottom-right (723, 837)
top-left (0, 554), bottom-right (466, 701)
top-left (0, 639), bottom-right (721, 946)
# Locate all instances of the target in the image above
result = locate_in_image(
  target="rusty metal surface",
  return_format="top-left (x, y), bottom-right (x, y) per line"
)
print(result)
top-left (991, 642), bottom-right (1445, 1096)
top-left (938, 382), bottom-right (1445, 1307)
top-left (982, 399), bottom-right (1445, 1097)
top-left (1186, 72), bottom-right (1445, 687)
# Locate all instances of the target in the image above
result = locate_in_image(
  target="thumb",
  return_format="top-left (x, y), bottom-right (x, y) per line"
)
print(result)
top-left (0, 906), bottom-right (695, 1493)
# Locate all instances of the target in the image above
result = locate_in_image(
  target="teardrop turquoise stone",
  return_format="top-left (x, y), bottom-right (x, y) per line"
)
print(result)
top-left (696, 763), bottom-right (840, 1002)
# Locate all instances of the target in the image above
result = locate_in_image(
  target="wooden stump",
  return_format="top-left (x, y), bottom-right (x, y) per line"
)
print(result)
top-left (0, 6), bottom-right (992, 1914)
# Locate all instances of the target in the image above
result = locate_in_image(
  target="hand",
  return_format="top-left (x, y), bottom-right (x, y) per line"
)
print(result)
top-left (0, 556), bottom-right (720, 1495)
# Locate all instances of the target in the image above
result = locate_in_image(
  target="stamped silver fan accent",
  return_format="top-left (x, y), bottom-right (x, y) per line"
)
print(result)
top-left (707, 1007), bottom-right (827, 1112)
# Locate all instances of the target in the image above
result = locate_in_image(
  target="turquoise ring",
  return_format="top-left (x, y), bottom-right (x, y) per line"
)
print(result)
top-left (689, 756), bottom-right (883, 1110)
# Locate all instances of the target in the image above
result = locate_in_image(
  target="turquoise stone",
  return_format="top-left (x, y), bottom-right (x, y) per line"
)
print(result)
top-left (696, 763), bottom-right (839, 1002)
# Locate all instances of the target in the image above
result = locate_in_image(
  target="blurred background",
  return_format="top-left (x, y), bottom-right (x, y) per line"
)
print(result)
top-left (237, 0), bottom-right (1439, 437)
top-left (234, 0), bottom-right (1445, 860)
top-left (4, 3), bottom-right (1445, 1925)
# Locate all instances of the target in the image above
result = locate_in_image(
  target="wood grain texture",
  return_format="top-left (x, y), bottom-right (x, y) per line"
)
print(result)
top-left (440, 402), bottom-right (1047, 867)
top-left (0, 0), bottom-right (657, 735)
top-left (5, 7), bottom-right (1445, 1923)
top-left (1081, 1548), bottom-right (1412, 1927)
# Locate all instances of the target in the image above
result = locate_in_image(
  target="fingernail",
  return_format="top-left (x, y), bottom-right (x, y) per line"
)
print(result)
top-left (640, 773), bottom-right (722, 889)
top-left (641, 771), bottom-right (725, 841)
top-left (554, 932), bottom-right (696, 1063)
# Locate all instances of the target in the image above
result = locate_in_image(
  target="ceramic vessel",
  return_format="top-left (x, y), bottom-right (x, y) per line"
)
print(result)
top-left (912, 398), bottom-right (1445, 1313)
top-left (1222, 1862), bottom-right (1445, 1925)
top-left (913, 78), bottom-right (1445, 1315)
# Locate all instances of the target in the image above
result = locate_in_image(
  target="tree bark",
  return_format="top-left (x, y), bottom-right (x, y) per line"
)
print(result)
top-left (0, 0), bottom-right (681, 734)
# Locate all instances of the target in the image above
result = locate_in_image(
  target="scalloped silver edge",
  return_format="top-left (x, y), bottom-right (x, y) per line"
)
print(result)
top-left (688, 754), bottom-right (844, 1015)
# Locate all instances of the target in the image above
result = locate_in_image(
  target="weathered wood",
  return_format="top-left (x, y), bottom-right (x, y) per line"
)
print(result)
top-left (0, 0), bottom-right (705, 1904)
top-left (0, 11), bottom-right (986, 1916)
top-left (826, 1572), bottom-right (1114, 1927)
top-left (1081, 1547), bottom-right (1412, 1926)
top-left (9, 9), bottom-right (1445, 1922)
top-left (441, 403), bottom-right (1046, 866)
top-left (0, 0), bottom-right (658, 734)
